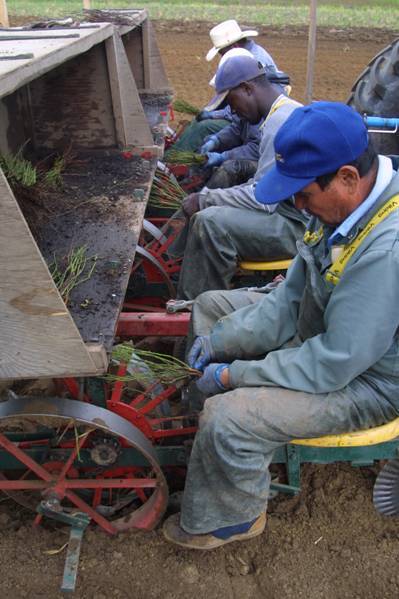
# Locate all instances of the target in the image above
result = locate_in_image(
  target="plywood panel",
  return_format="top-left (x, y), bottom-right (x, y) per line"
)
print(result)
top-left (141, 19), bottom-right (151, 89)
top-left (0, 169), bottom-right (98, 379)
top-left (0, 88), bottom-right (35, 155)
top-left (105, 32), bottom-right (153, 147)
top-left (121, 18), bottom-right (170, 93)
top-left (146, 20), bottom-right (171, 91)
top-left (122, 27), bottom-right (145, 90)
top-left (0, 24), bottom-right (114, 99)
top-left (29, 44), bottom-right (117, 150)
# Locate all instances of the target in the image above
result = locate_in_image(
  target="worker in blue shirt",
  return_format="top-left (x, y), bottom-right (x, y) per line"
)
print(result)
top-left (168, 19), bottom-right (286, 186)
top-left (199, 48), bottom-right (265, 188)
top-left (163, 102), bottom-right (399, 550)
top-left (171, 55), bottom-right (305, 300)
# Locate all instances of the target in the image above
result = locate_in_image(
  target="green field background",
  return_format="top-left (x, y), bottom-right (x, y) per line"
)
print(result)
top-left (6, 0), bottom-right (399, 29)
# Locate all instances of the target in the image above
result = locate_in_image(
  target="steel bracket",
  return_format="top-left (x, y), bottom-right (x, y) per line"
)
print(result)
top-left (37, 503), bottom-right (90, 594)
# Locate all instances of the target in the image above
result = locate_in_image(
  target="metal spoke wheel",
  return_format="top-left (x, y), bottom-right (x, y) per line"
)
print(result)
top-left (373, 459), bottom-right (399, 516)
top-left (126, 218), bottom-right (184, 307)
top-left (0, 396), bottom-right (168, 534)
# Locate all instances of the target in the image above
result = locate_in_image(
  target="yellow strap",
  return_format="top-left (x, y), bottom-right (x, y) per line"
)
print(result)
top-left (325, 193), bottom-right (399, 285)
top-left (303, 226), bottom-right (324, 245)
top-left (260, 96), bottom-right (296, 130)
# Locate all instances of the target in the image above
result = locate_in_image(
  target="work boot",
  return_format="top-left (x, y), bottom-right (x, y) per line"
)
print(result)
top-left (162, 512), bottom-right (266, 550)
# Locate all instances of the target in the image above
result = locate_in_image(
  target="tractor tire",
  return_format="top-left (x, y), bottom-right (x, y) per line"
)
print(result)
top-left (348, 38), bottom-right (399, 155)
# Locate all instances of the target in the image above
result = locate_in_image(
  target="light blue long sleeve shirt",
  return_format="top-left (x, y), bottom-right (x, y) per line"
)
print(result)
top-left (210, 165), bottom-right (399, 395)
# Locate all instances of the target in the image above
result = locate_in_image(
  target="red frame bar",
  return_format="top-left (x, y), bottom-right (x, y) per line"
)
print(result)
top-left (117, 312), bottom-right (190, 337)
top-left (0, 479), bottom-right (157, 490)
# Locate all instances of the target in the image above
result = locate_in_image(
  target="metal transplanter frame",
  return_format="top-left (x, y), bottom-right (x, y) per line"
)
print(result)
top-left (1, 18), bottom-right (399, 595)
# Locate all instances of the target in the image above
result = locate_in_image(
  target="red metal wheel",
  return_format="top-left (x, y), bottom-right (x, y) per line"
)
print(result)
top-left (126, 217), bottom-right (185, 309)
top-left (0, 397), bottom-right (168, 534)
top-left (106, 363), bottom-right (197, 441)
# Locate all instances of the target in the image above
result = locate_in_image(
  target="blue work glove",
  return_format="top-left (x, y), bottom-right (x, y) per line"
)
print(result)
top-left (196, 363), bottom-right (230, 396)
top-left (188, 335), bottom-right (215, 371)
top-left (200, 134), bottom-right (219, 154)
top-left (196, 110), bottom-right (213, 122)
top-left (206, 151), bottom-right (226, 168)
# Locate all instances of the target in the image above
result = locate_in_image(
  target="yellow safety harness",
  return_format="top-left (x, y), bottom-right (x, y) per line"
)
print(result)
top-left (325, 193), bottom-right (399, 285)
top-left (303, 226), bottom-right (324, 245)
top-left (260, 96), bottom-right (297, 130)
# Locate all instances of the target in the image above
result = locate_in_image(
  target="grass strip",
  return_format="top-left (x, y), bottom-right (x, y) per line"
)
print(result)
top-left (7, 1), bottom-right (399, 29)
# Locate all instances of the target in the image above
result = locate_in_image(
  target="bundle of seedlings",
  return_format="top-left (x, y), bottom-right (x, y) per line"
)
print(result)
top-left (165, 149), bottom-right (207, 167)
top-left (173, 99), bottom-right (200, 116)
top-left (148, 167), bottom-right (185, 210)
top-left (49, 245), bottom-right (97, 304)
top-left (0, 149), bottom-right (37, 189)
top-left (39, 156), bottom-right (65, 190)
top-left (107, 343), bottom-right (201, 387)
top-left (0, 147), bottom-right (67, 201)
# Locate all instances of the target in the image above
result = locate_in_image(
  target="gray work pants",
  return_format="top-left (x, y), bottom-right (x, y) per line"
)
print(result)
top-left (175, 206), bottom-right (304, 300)
top-left (180, 290), bottom-right (398, 533)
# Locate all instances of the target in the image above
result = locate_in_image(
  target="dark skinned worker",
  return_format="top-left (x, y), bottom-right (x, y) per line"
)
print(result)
top-left (171, 55), bottom-right (308, 300)
top-left (169, 20), bottom-right (283, 158)
top-left (199, 48), bottom-right (262, 189)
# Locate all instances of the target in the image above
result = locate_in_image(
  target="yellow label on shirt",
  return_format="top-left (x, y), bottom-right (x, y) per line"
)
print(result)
top-left (325, 194), bottom-right (399, 285)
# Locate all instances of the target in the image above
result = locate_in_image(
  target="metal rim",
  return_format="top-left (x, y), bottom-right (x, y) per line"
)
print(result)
top-left (135, 245), bottom-right (176, 298)
top-left (142, 219), bottom-right (168, 245)
top-left (373, 459), bottom-right (399, 516)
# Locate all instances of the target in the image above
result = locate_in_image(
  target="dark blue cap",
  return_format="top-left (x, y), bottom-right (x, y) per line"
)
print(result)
top-left (205, 55), bottom-right (265, 111)
top-left (255, 101), bottom-right (369, 205)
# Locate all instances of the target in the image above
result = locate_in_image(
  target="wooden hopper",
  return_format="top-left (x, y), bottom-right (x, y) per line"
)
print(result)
top-left (0, 10), bottom-right (172, 379)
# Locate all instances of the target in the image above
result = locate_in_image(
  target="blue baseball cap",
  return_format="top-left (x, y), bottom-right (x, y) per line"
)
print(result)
top-left (205, 55), bottom-right (265, 111)
top-left (255, 101), bottom-right (369, 205)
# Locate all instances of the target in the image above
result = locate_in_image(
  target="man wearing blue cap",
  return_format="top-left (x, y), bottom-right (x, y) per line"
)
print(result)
top-left (163, 101), bottom-right (399, 549)
top-left (171, 54), bottom-right (306, 301)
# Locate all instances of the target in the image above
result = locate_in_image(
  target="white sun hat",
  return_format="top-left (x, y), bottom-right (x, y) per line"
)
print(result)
top-left (206, 19), bottom-right (259, 62)
top-left (209, 48), bottom-right (253, 87)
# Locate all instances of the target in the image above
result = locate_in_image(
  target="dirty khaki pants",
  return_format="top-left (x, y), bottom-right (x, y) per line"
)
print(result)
top-left (172, 206), bottom-right (303, 300)
top-left (180, 290), bottom-right (398, 534)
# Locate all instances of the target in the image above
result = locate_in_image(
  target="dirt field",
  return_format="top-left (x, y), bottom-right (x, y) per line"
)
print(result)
top-left (1, 21), bottom-right (399, 599)
top-left (158, 22), bottom-right (398, 111)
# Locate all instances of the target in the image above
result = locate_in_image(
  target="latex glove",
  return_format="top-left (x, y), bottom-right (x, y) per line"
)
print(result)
top-left (196, 363), bottom-right (230, 396)
top-left (182, 193), bottom-right (201, 218)
top-left (200, 135), bottom-right (219, 154)
top-left (196, 110), bottom-right (213, 122)
top-left (206, 151), bottom-right (226, 168)
top-left (188, 335), bottom-right (215, 370)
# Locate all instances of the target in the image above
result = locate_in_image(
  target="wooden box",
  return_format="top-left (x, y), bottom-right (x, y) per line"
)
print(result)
top-left (0, 11), bottom-right (172, 379)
